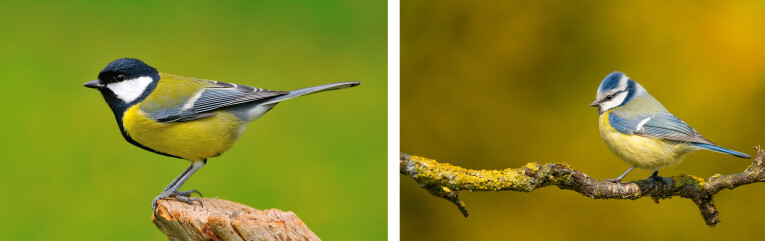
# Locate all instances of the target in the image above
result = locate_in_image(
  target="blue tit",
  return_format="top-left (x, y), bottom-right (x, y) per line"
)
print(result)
top-left (84, 58), bottom-right (360, 210)
top-left (590, 71), bottom-right (750, 183)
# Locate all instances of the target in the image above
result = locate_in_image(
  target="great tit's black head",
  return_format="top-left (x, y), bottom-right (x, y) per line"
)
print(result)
top-left (96, 58), bottom-right (159, 85)
top-left (85, 58), bottom-right (161, 113)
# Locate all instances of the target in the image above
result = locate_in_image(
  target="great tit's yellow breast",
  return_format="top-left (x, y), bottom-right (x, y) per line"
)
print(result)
top-left (122, 104), bottom-right (245, 161)
top-left (599, 109), bottom-right (694, 170)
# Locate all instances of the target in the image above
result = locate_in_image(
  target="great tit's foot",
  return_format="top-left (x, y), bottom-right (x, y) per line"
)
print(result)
top-left (151, 189), bottom-right (204, 210)
top-left (173, 195), bottom-right (203, 207)
top-left (176, 190), bottom-right (203, 197)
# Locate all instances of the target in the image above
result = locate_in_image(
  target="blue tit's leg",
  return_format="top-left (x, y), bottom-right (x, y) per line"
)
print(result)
top-left (605, 166), bottom-right (636, 183)
top-left (152, 160), bottom-right (206, 210)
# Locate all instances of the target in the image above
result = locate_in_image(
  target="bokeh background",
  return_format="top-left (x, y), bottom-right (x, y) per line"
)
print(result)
top-left (402, 1), bottom-right (765, 240)
top-left (0, 1), bottom-right (386, 240)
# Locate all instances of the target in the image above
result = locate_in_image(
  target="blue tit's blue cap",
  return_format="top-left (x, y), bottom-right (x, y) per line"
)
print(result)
top-left (598, 71), bottom-right (626, 93)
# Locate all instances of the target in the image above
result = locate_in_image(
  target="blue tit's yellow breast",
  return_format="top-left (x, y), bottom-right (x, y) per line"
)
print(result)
top-left (598, 109), bottom-right (694, 170)
top-left (122, 104), bottom-right (246, 161)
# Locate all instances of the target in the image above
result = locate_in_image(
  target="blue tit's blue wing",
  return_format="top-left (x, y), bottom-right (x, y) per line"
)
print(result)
top-left (609, 112), bottom-right (714, 145)
top-left (154, 80), bottom-right (288, 123)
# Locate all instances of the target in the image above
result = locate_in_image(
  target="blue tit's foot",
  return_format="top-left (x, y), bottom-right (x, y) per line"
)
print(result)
top-left (605, 178), bottom-right (624, 195)
top-left (152, 189), bottom-right (204, 210)
top-left (615, 183), bottom-right (624, 195)
top-left (649, 170), bottom-right (662, 181)
top-left (605, 178), bottom-right (623, 183)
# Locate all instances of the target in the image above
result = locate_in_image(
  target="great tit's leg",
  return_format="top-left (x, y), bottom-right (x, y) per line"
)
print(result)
top-left (605, 166), bottom-right (636, 183)
top-left (161, 164), bottom-right (194, 192)
top-left (152, 160), bottom-right (206, 210)
top-left (166, 160), bottom-right (205, 192)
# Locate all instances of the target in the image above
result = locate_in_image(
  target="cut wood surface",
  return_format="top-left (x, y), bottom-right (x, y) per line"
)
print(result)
top-left (152, 198), bottom-right (319, 241)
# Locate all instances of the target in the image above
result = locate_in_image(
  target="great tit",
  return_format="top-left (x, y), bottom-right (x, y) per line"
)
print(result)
top-left (84, 58), bottom-right (360, 209)
top-left (590, 71), bottom-right (750, 183)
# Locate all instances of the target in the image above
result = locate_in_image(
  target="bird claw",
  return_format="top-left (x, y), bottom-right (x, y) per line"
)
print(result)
top-left (649, 171), bottom-right (663, 182)
top-left (174, 195), bottom-right (204, 206)
top-left (177, 190), bottom-right (203, 198)
top-left (605, 178), bottom-right (624, 196)
top-left (152, 189), bottom-right (204, 210)
top-left (605, 178), bottom-right (622, 183)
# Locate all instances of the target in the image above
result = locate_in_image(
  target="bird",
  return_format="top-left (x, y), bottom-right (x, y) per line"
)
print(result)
top-left (590, 71), bottom-right (750, 184)
top-left (84, 58), bottom-right (360, 210)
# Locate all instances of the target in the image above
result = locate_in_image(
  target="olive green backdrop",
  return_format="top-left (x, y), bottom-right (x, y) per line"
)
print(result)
top-left (402, 1), bottom-right (765, 240)
top-left (0, 1), bottom-right (386, 240)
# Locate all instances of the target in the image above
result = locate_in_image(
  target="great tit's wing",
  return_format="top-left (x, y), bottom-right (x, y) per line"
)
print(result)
top-left (191, 80), bottom-right (288, 113)
top-left (608, 112), bottom-right (714, 145)
top-left (153, 79), bottom-right (287, 123)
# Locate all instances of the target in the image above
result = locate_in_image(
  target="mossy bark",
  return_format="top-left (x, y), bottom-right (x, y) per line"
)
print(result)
top-left (401, 147), bottom-right (764, 226)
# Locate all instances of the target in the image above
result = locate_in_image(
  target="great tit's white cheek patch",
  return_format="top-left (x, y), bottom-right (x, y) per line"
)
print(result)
top-left (107, 76), bottom-right (153, 103)
top-left (599, 91), bottom-right (628, 112)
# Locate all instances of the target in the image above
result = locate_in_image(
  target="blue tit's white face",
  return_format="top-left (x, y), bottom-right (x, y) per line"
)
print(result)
top-left (590, 71), bottom-right (634, 114)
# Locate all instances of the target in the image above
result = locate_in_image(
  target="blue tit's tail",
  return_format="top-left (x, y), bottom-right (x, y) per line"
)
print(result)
top-left (260, 81), bottom-right (361, 105)
top-left (693, 143), bottom-right (751, 159)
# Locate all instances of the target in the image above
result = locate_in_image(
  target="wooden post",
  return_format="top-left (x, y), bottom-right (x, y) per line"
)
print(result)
top-left (152, 198), bottom-right (320, 241)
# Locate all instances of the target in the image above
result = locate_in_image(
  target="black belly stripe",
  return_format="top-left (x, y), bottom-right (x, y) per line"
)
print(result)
top-left (117, 113), bottom-right (184, 160)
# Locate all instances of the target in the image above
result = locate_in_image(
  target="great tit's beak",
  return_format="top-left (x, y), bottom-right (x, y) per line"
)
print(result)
top-left (83, 80), bottom-right (105, 89)
top-left (589, 100), bottom-right (599, 107)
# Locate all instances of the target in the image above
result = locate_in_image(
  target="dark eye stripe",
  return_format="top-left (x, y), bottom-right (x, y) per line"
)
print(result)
top-left (605, 90), bottom-right (625, 101)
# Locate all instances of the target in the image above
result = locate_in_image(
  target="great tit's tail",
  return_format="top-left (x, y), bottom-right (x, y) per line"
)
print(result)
top-left (260, 81), bottom-right (361, 105)
top-left (693, 143), bottom-right (751, 159)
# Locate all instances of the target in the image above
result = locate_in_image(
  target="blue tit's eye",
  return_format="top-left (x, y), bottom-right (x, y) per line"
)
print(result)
top-left (115, 74), bottom-right (125, 82)
top-left (606, 94), bottom-right (614, 100)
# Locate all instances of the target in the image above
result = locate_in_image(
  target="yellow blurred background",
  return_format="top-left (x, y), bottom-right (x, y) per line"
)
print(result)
top-left (0, 1), bottom-right (386, 240)
top-left (402, 1), bottom-right (765, 240)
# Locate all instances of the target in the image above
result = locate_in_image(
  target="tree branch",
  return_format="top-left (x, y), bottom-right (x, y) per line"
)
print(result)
top-left (400, 146), bottom-right (764, 226)
top-left (152, 198), bottom-right (320, 241)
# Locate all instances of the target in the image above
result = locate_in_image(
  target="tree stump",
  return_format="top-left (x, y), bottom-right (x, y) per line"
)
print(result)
top-left (152, 198), bottom-right (320, 241)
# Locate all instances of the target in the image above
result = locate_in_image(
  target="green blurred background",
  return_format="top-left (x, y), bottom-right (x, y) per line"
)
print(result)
top-left (0, 1), bottom-right (386, 240)
top-left (402, 1), bottom-right (765, 240)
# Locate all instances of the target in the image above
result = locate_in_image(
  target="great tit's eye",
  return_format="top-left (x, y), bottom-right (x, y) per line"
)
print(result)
top-left (605, 94), bottom-right (614, 100)
top-left (115, 74), bottom-right (125, 82)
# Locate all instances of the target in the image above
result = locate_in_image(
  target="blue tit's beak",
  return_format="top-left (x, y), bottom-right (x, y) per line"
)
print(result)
top-left (589, 100), bottom-right (599, 107)
top-left (83, 80), bottom-right (105, 89)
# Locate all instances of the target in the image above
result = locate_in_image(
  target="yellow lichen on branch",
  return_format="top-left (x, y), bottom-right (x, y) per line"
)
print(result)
top-left (404, 155), bottom-right (576, 192)
top-left (401, 146), bottom-right (765, 226)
